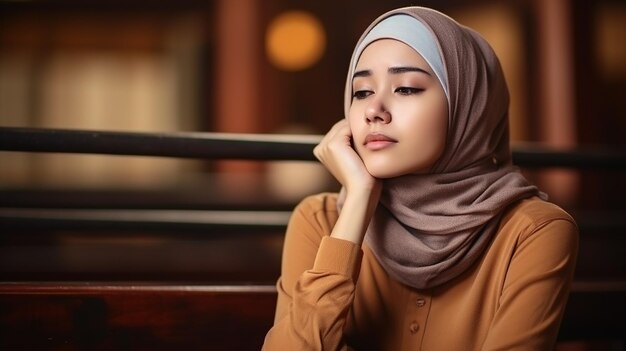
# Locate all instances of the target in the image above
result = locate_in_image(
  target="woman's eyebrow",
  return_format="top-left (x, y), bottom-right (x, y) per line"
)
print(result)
top-left (389, 66), bottom-right (431, 75)
top-left (353, 66), bottom-right (431, 80)
top-left (353, 69), bottom-right (371, 79)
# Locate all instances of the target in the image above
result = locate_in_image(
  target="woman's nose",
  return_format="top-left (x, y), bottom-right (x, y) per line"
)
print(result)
top-left (364, 97), bottom-right (391, 124)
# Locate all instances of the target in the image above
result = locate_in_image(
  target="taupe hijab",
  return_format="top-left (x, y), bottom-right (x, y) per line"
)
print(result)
top-left (341, 7), bottom-right (546, 289)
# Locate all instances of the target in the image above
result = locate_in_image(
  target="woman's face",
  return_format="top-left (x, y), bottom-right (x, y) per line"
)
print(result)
top-left (348, 39), bottom-right (448, 178)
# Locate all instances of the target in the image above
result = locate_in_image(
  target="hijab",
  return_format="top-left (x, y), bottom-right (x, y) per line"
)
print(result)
top-left (340, 7), bottom-right (546, 289)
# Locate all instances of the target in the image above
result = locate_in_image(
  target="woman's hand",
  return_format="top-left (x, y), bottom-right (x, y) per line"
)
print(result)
top-left (314, 120), bottom-right (382, 245)
top-left (314, 120), bottom-right (378, 193)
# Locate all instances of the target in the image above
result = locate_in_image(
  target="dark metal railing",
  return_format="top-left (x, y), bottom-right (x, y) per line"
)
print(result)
top-left (0, 127), bottom-right (321, 161)
top-left (2, 127), bottom-right (626, 168)
top-left (0, 208), bottom-right (292, 234)
top-left (1, 126), bottom-right (625, 233)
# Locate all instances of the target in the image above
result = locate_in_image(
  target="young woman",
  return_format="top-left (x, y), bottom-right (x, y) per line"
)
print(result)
top-left (263, 6), bottom-right (578, 350)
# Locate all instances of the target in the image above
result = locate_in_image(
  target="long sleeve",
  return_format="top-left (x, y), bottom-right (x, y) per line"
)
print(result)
top-left (481, 217), bottom-right (579, 350)
top-left (263, 194), bottom-right (362, 351)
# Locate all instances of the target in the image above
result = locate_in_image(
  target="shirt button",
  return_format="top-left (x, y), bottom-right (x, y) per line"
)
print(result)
top-left (409, 322), bottom-right (420, 334)
top-left (416, 298), bottom-right (426, 307)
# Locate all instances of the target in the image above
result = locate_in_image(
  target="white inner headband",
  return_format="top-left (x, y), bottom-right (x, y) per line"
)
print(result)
top-left (352, 14), bottom-right (449, 100)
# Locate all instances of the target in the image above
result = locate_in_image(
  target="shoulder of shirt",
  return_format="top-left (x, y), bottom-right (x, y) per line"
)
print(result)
top-left (294, 192), bottom-right (340, 216)
top-left (501, 196), bottom-right (578, 239)
top-left (288, 193), bottom-right (340, 239)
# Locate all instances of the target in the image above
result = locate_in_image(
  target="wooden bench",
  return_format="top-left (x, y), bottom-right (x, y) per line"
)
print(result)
top-left (1, 281), bottom-right (624, 350)
top-left (0, 283), bottom-right (277, 350)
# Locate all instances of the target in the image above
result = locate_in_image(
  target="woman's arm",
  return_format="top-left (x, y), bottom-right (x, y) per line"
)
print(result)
top-left (262, 198), bottom-right (362, 350)
top-left (482, 218), bottom-right (579, 350)
top-left (262, 120), bottom-right (381, 350)
top-left (314, 120), bottom-right (382, 245)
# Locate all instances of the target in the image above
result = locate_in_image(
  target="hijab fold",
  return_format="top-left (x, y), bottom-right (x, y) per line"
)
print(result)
top-left (339, 7), bottom-right (545, 289)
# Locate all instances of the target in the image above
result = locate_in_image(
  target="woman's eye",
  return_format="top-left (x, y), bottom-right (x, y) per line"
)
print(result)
top-left (352, 90), bottom-right (373, 100)
top-left (395, 87), bottom-right (423, 95)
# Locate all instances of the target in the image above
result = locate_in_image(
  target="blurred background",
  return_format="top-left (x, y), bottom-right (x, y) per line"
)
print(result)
top-left (0, 0), bottom-right (624, 346)
top-left (1, 0), bottom-right (625, 198)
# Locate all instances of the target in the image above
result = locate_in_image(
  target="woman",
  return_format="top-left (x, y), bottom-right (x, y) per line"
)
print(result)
top-left (263, 6), bottom-right (578, 350)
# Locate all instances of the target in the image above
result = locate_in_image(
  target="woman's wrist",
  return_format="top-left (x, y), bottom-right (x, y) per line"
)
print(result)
top-left (330, 183), bottom-right (381, 245)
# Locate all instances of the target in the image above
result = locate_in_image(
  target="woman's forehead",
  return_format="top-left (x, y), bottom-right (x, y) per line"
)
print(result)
top-left (354, 39), bottom-right (433, 73)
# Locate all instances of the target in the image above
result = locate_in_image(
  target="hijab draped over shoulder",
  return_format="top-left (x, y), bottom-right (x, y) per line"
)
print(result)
top-left (340, 7), bottom-right (546, 289)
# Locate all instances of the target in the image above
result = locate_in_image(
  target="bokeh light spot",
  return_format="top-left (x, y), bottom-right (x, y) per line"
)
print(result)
top-left (266, 11), bottom-right (326, 71)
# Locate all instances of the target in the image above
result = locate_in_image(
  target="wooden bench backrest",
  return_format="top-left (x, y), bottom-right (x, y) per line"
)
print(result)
top-left (2, 282), bottom-right (625, 350)
top-left (0, 284), bottom-right (277, 350)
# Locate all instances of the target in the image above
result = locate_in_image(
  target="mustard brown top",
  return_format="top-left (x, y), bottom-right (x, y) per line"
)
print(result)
top-left (263, 193), bottom-right (578, 350)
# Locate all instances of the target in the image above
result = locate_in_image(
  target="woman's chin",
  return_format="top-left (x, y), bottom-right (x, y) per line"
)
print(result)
top-left (364, 165), bottom-right (404, 179)
top-left (365, 162), bottom-right (432, 179)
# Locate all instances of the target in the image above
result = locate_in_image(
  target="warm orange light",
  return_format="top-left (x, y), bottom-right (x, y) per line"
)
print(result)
top-left (265, 11), bottom-right (326, 71)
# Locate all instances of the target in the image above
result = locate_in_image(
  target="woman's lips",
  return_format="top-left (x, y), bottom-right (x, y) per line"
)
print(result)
top-left (364, 133), bottom-right (397, 150)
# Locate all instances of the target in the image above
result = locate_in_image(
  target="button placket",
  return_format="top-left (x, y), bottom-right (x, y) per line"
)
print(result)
top-left (402, 292), bottom-right (431, 347)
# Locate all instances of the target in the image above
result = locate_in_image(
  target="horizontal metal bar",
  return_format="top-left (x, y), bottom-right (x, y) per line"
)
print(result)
top-left (0, 127), bottom-right (321, 161)
top-left (0, 281), bottom-right (622, 294)
top-left (0, 282), bottom-right (278, 294)
top-left (2, 127), bottom-right (626, 168)
top-left (0, 189), bottom-right (297, 211)
top-left (0, 208), bottom-right (291, 226)
top-left (2, 208), bottom-right (624, 235)
top-left (511, 144), bottom-right (626, 170)
top-left (0, 208), bottom-right (291, 234)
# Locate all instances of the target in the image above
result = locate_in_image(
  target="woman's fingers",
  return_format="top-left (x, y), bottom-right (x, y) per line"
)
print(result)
top-left (314, 121), bottom-right (352, 175)
top-left (313, 121), bottom-right (349, 158)
top-left (314, 120), bottom-right (376, 191)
